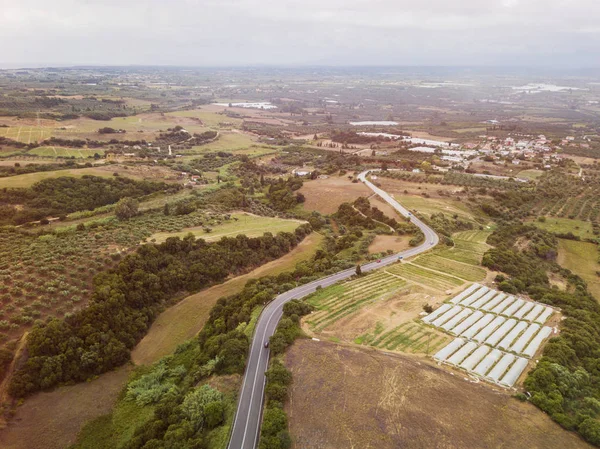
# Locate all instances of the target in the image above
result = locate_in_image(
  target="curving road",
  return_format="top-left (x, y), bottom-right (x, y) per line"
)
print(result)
top-left (228, 170), bottom-right (439, 449)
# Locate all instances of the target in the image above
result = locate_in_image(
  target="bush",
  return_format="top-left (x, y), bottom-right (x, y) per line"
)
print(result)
top-left (115, 197), bottom-right (138, 220)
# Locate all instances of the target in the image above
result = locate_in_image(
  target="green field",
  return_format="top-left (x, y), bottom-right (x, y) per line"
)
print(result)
top-left (391, 194), bottom-right (478, 223)
top-left (531, 217), bottom-right (595, 239)
top-left (0, 167), bottom-right (117, 188)
top-left (149, 213), bottom-right (305, 243)
top-left (362, 321), bottom-right (449, 354)
top-left (558, 239), bottom-right (600, 301)
top-left (517, 169), bottom-right (544, 181)
top-left (28, 146), bottom-right (105, 158)
top-left (0, 125), bottom-right (53, 143)
top-left (190, 132), bottom-right (257, 154)
top-left (433, 230), bottom-right (491, 266)
top-left (386, 263), bottom-right (465, 291)
top-left (412, 254), bottom-right (487, 282)
top-left (167, 110), bottom-right (243, 128)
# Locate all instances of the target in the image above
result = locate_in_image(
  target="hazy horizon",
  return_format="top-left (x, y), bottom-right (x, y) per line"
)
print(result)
top-left (2, 0), bottom-right (600, 69)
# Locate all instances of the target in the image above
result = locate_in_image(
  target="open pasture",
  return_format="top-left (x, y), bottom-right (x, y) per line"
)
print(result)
top-left (28, 146), bottom-right (105, 158)
top-left (558, 239), bottom-right (600, 301)
top-left (531, 217), bottom-right (595, 239)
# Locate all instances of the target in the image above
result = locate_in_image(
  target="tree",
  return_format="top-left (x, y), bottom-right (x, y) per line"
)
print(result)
top-left (355, 264), bottom-right (362, 276)
top-left (115, 197), bottom-right (138, 221)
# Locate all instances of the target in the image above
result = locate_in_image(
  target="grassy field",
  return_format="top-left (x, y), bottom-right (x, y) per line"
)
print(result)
top-left (167, 109), bottom-right (243, 128)
top-left (28, 146), bottom-right (105, 158)
top-left (517, 169), bottom-right (545, 180)
top-left (435, 230), bottom-right (492, 266)
top-left (148, 213), bottom-right (305, 244)
top-left (285, 340), bottom-right (592, 449)
top-left (190, 132), bottom-right (259, 154)
top-left (359, 321), bottom-right (449, 354)
top-left (531, 217), bottom-right (595, 239)
top-left (558, 239), bottom-right (600, 301)
top-left (0, 125), bottom-right (53, 144)
top-left (386, 263), bottom-right (465, 291)
top-left (411, 253), bottom-right (487, 282)
top-left (0, 167), bottom-right (118, 188)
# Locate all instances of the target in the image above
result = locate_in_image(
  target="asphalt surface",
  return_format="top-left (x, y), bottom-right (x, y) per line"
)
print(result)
top-left (227, 170), bottom-right (439, 449)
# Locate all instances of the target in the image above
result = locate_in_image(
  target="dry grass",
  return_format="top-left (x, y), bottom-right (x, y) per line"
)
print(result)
top-left (285, 340), bottom-right (592, 449)
top-left (368, 235), bottom-right (411, 254)
top-left (299, 177), bottom-right (372, 214)
top-left (0, 366), bottom-right (132, 449)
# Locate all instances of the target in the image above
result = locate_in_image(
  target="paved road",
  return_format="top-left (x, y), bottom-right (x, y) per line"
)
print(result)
top-left (227, 170), bottom-right (439, 449)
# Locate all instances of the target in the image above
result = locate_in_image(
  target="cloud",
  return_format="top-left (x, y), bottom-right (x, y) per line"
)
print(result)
top-left (0, 0), bottom-right (599, 67)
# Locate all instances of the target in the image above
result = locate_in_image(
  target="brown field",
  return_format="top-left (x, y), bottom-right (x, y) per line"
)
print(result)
top-left (131, 232), bottom-right (324, 365)
top-left (0, 366), bottom-right (132, 449)
top-left (285, 340), bottom-right (591, 449)
top-left (303, 284), bottom-right (444, 344)
top-left (299, 176), bottom-right (372, 214)
top-left (368, 235), bottom-right (411, 254)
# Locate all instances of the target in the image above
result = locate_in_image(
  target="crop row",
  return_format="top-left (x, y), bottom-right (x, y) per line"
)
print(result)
top-left (387, 263), bottom-right (464, 291)
top-left (412, 254), bottom-right (486, 282)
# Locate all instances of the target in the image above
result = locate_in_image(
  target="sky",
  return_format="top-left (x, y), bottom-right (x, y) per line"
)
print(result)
top-left (1, 0), bottom-right (599, 68)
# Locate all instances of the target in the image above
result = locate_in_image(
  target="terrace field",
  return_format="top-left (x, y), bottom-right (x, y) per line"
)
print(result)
top-left (285, 340), bottom-right (592, 449)
top-left (148, 213), bottom-right (305, 244)
top-left (558, 239), bottom-right (600, 301)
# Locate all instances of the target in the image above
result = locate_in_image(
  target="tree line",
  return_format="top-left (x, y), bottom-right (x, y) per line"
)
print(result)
top-left (0, 175), bottom-right (176, 225)
top-left (9, 224), bottom-right (313, 397)
top-left (482, 223), bottom-right (600, 445)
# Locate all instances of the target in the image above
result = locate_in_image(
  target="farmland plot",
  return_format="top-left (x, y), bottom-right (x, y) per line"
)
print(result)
top-left (424, 284), bottom-right (557, 388)
top-left (306, 271), bottom-right (408, 332)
